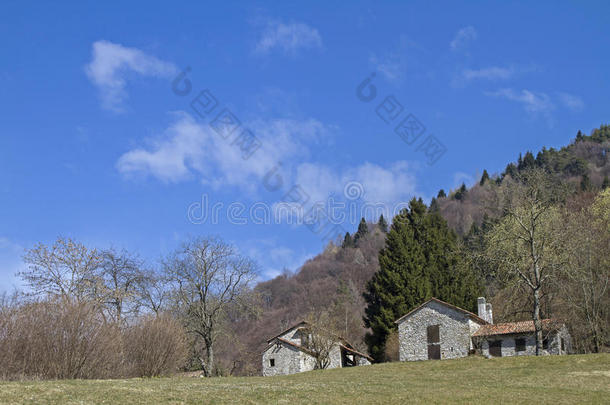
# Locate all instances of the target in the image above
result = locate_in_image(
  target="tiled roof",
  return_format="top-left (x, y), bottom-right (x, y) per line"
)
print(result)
top-left (394, 297), bottom-right (488, 325)
top-left (340, 344), bottom-right (374, 362)
top-left (473, 319), bottom-right (561, 337)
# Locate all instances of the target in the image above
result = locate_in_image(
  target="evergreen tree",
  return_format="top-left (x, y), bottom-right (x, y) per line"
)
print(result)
top-left (342, 232), bottom-right (354, 248)
top-left (576, 130), bottom-right (584, 142)
top-left (504, 163), bottom-right (518, 178)
top-left (363, 198), bottom-right (481, 361)
top-left (480, 169), bottom-right (490, 186)
top-left (378, 215), bottom-right (388, 233)
top-left (353, 218), bottom-right (369, 244)
top-left (454, 183), bottom-right (468, 201)
top-left (429, 197), bottom-right (440, 212)
top-left (602, 175), bottom-right (610, 190)
top-left (521, 151), bottom-right (536, 171)
top-left (437, 189), bottom-right (446, 198)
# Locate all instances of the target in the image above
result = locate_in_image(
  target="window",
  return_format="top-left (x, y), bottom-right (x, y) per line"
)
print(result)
top-left (543, 338), bottom-right (549, 350)
top-left (515, 338), bottom-right (526, 352)
top-left (269, 359), bottom-right (275, 367)
top-left (489, 340), bottom-right (502, 357)
top-left (561, 338), bottom-right (565, 352)
top-left (427, 325), bottom-right (440, 344)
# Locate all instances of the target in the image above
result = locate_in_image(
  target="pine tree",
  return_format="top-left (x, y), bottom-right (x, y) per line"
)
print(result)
top-left (354, 218), bottom-right (369, 244)
top-left (454, 183), bottom-right (468, 201)
top-left (437, 189), bottom-right (446, 198)
top-left (342, 232), bottom-right (354, 248)
top-left (602, 175), bottom-right (610, 190)
top-left (480, 169), bottom-right (490, 186)
top-left (378, 215), bottom-right (388, 233)
top-left (576, 130), bottom-right (584, 142)
top-left (429, 197), bottom-right (440, 212)
top-left (363, 198), bottom-right (481, 362)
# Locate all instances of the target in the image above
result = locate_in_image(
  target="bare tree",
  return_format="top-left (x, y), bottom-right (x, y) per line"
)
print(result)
top-left (135, 268), bottom-right (170, 316)
top-left (163, 236), bottom-right (257, 377)
top-left (20, 237), bottom-right (103, 303)
top-left (98, 248), bottom-right (145, 323)
top-left (483, 170), bottom-right (565, 355)
top-left (302, 312), bottom-right (340, 370)
top-left (559, 189), bottom-right (610, 352)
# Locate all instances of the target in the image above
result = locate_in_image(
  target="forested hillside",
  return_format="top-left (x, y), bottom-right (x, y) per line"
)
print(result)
top-left (231, 125), bottom-right (610, 374)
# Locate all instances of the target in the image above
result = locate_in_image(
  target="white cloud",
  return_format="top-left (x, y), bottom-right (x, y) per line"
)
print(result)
top-left (484, 88), bottom-right (584, 123)
top-left (461, 66), bottom-right (514, 81)
top-left (255, 21), bottom-right (322, 55)
top-left (450, 26), bottom-right (477, 52)
top-left (116, 112), bottom-right (330, 192)
top-left (557, 92), bottom-right (585, 111)
top-left (369, 36), bottom-right (418, 82)
top-left (85, 40), bottom-right (177, 112)
top-left (484, 88), bottom-right (555, 120)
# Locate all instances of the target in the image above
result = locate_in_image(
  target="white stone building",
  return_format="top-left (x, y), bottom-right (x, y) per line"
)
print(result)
top-left (395, 297), bottom-right (570, 361)
top-left (262, 321), bottom-right (372, 376)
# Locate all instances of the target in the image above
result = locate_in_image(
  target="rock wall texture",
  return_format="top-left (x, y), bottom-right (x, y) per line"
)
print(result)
top-left (477, 326), bottom-right (572, 358)
top-left (397, 301), bottom-right (478, 361)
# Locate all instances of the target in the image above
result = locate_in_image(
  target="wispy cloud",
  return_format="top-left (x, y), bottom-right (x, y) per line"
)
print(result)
top-left (369, 36), bottom-right (419, 82)
top-left (254, 21), bottom-right (322, 55)
top-left (450, 26), bottom-right (477, 52)
top-left (85, 40), bottom-right (177, 112)
top-left (484, 88), bottom-right (555, 120)
top-left (485, 88), bottom-right (584, 123)
top-left (557, 92), bottom-right (585, 111)
top-left (461, 66), bottom-right (515, 81)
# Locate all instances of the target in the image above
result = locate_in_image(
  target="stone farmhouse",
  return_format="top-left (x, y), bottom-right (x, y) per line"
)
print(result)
top-left (395, 297), bottom-right (570, 361)
top-left (262, 321), bottom-right (372, 376)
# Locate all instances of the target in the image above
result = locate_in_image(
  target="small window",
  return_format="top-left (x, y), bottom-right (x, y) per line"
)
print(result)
top-left (269, 359), bottom-right (275, 367)
top-left (427, 325), bottom-right (440, 344)
top-left (561, 338), bottom-right (565, 352)
top-left (543, 338), bottom-right (549, 350)
top-left (515, 338), bottom-right (526, 352)
top-left (489, 340), bottom-right (502, 357)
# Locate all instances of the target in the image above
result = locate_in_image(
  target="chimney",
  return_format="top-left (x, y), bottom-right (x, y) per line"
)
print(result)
top-left (486, 302), bottom-right (493, 324)
top-left (477, 297), bottom-right (487, 321)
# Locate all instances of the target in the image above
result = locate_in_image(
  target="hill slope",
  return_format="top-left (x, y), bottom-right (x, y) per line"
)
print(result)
top-left (1, 354), bottom-right (608, 404)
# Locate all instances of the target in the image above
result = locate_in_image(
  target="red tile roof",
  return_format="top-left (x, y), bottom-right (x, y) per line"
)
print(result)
top-left (394, 297), bottom-right (488, 325)
top-left (473, 319), bottom-right (561, 337)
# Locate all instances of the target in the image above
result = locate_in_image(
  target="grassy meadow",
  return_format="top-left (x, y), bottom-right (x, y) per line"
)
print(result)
top-left (0, 354), bottom-right (608, 404)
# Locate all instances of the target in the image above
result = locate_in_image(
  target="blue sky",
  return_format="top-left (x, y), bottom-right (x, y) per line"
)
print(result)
top-left (1, 0), bottom-right (609, 290)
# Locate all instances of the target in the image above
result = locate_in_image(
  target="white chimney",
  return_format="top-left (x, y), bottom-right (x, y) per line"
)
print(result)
top-left (477, 297), bottom-right (487, 321)
top-left (486, 302), bottom-right (493, 324)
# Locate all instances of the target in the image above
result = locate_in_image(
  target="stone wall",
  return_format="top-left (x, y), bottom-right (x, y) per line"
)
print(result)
top-left (397, 300), bottom-right (474, 361)
top-left (262, 343), bottom-right (315, 376)
top-left (477, 327), bottom-right (571, 358)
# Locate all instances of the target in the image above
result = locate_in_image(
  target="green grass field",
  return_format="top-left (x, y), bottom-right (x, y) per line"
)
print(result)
top-left (1, 354), bottom-right (608, 404)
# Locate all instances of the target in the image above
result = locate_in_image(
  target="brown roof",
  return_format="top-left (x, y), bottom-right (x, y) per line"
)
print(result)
top-left (394, 297), bottom-right (488, 325)
top-left (340, 344), bottom-right (374, 362)
top-left (473, 319), bottom-right (562, 337)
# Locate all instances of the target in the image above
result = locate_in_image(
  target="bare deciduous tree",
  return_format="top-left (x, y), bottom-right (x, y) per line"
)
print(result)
top-left (20, 237), bottom-right (103, 303)
top-left (302, 312), bottom-right (340, 370)
top-left (559, 189), bottom-right (610, 352)
top-left (163, 236), bottom-right (257, 377)
top-left (98, 248), bottom-right (145, 323)
top-left (483, 170), bottom-right (565, 355)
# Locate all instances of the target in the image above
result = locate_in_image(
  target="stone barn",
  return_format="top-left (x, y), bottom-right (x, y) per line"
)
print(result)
top-left (262, 321), bottom-right (372, 376)
top-left (395, 297), bottom-right (489, 361)
top-left (395, 297), bottom-right (571, 361)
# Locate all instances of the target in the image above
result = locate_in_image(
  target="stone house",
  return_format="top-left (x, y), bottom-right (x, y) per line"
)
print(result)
top-left (472, 319), bottom-right (571, 357)
top-left (262, 321), bottom-right (372, 376)
top-left (395, 297), bottom-right (570, 361)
